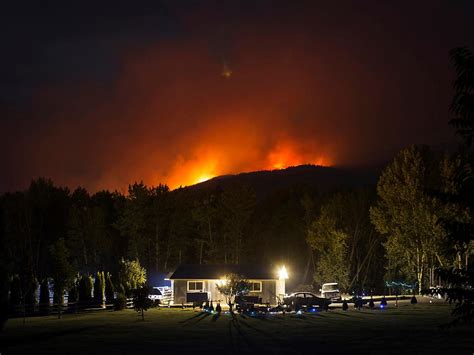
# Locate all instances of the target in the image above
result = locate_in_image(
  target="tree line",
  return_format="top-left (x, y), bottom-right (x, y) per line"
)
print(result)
top-left (2, 145), bottom-right (469, 301)
top-left (0, 168), bottom-right (387, 315)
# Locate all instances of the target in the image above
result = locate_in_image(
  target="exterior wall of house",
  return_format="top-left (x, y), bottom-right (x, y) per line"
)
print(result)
top-left (212, 280), bottom-right (277, 304)
top-left (260, 280), bottom-right (277, 304)
top-left (172, 279), bottom-right (282, 305)
top-left (172, 280), bottom-right (188, 305)
top-left (276, 279), bottom-right (285, 301)
top-left (208, 280), bottom-right (223, 303)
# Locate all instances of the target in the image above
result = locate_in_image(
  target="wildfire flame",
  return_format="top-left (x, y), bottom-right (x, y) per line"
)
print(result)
top-left (267, 141), bottom-right (330, 171)
top-left (196, 174), bottom-right (213, 184)
top-left (165, 141), bottom-right (331, 188)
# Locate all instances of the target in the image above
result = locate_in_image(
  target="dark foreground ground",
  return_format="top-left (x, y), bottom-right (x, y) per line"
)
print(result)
top-left (1, 299), bottom-right (472, 354)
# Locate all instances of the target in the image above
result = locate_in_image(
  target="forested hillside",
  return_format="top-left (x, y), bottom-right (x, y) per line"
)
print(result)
top-left (0, 165), bottom-right (381, 293)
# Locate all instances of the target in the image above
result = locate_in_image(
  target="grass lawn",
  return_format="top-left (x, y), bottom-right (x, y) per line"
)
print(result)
top-left (1, 300), bottom-right (472, 354)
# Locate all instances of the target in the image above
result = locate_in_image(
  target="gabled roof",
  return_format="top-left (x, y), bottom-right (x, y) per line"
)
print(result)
top-left (168, 264), bottom-right (278, 280)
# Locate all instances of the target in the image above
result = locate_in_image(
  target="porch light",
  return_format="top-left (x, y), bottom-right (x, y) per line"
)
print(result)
top-left (278, 266), bottom-right (288, 280)
top-left (217, 277), bottom-right (227, 286)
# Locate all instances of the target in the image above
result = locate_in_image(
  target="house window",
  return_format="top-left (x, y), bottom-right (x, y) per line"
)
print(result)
top-left (249, 282), bottom-right (262, 292)
top-left (187, 281), bottom-right (204, 292)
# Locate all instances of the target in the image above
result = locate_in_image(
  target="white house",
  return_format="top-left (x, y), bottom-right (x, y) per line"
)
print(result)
top-left (168, 264), bottom-right (287, 306)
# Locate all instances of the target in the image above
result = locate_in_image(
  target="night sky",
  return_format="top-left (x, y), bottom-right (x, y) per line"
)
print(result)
top-left (1, 0), bottom-right (474, 193)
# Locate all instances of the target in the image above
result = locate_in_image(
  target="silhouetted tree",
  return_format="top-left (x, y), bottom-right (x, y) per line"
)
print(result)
top-left (39, 278), bottom-right (50, 314)
top-left (105, 272), bottom-right (115, 303)
top-left (133, 284), bottom-right (154, 320)
top-left (428, 156), bottom-right (474, 325)
top-left (307, 202), bottom-right (350, 290)
top-left (192, 194), bottom-right (218, 264)
top-left (21, 269), bottom-right (37, 314)
top-left (118, 258), bottom-right (146, 295)
top-left (93, 271), bottom-right (105, 306)
top-left (0, 194), bottom-right (13, 329)
top-left (68, 188), bottom-right (91, 271)
top-left (149, 185), bottom-right (170, 272)
top-left (431, 46), bottom-right (474, 326)
top-left (25, 179), bottom-right (70, 281)
top-left (9, 276), bottom-right (21, 311)
top-left (166, 189), bottom-right (195, 269)
top-left (370, 146), bottom-right (469, 293)
top-left (49, 238), bottom-right (74, 318)
top-left (78, 275), bottom-right (93, 304)
top-left (215, 273), bottom-right (250, 313)
top-left (450, 47), bottom-right (474, 146)
top-left (116, 183), bottom-right (152, 265)
top-left (68, 277), bottom-right (78, 313)
top-left (219, 185), bottom-right (256, 264)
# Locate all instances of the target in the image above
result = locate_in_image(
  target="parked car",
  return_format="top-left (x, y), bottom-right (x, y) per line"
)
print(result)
top-left (283, 292), bottom-right (331, 311)
top-left (148, 287), bottom-right (163, 301)
top-left (320, 283), bottom-right (341, 301)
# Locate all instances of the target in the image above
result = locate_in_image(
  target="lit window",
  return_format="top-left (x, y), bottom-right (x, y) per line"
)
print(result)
top-left (249, 282), bottom-right (262, 292)
top-left (188, 281), bottom-right (204, 292)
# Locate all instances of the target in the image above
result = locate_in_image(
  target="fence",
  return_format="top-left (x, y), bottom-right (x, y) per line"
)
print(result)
top-left (8, 298), bottom-right (133, 319)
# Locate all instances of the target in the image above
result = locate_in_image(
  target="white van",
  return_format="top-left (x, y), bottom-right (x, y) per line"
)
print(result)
top-left (321, 283), bottom-right (341, 301)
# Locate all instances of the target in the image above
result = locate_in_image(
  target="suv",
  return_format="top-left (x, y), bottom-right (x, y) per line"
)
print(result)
top-left (321, 283), bottom-right (341, 301)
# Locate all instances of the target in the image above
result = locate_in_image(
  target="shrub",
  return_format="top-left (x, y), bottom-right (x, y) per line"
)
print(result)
top-left (133, 284), bottom-right (154, 320)
top-left (49, 238), bottom-right (73, 310)
top-left (354, 297), bottom-right (364, 310)
top-left (114, 293), bottom-right (127, 311)
top-left (342, 300), bottom-right (349, 311)
top-left (68, 277), bottom-right (79, 303)
top-left (105, 272), bottom-right (115, 303)
top-left (0, 269), bottom-right (10, 331)
top-left (93, 272), bottom-right (105, 306)
top-left (22, 272), bottom-right (38, 314)
top-left (9, 276), bottom-right (21, 308)
top-left (79, 275), bottom-right (93, 304)
top-left (118, 258), bottom-right (146, 295)
top-left (117, 282), bottom-right (125, 295)
top-left (68, 278), bottom-right (78, 313)
top-left (39, 279), bottom-right (50, 314)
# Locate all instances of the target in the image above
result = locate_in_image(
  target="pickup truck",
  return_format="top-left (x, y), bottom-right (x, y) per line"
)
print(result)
top-left (320, 283), bottom-right (342, 301)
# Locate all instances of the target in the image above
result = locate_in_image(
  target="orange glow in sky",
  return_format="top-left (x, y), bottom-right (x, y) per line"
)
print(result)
top-left (167, 153), bottom-right (219, 188)
top-left (165, 140), bottom-right (331, 189)
top-left (1, 1), bottom-right (460, 195)
top-left (267, 142), bottom-right (331, 171)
